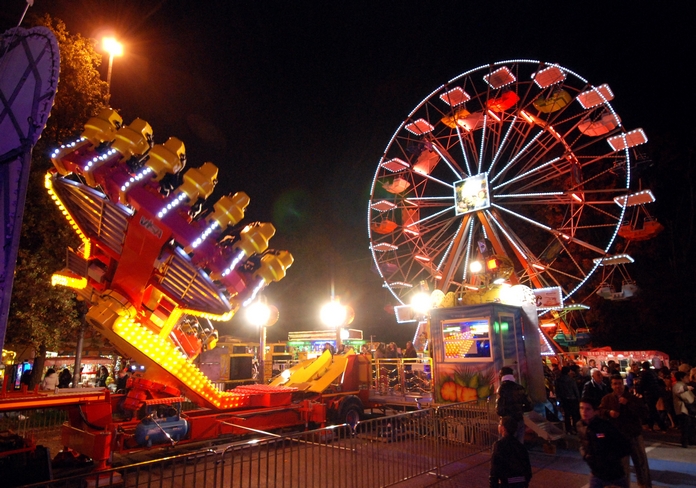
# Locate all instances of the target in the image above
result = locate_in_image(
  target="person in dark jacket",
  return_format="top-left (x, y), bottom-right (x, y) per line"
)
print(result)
top-left (115, 368), bottom-right (130, 393)
top-left (489, 416), bottom-right (532, 488)
top-left (496, 367), bottom-right (533, 443)
top-left (599, 374), bottom-right (651, 488)
top-left (577, 396), bottom-right (631, 488)
top-left (97, 366), bottom-right (109, 387)
top-left (582, 368), bottom-right (610, 409)
top-left (637, 361), bottom-right (667, 431)
top-left (555, 366), bottom-right (581, 434)
top-left (58, 368), bottom-right (72, 388)
top-left (403, 341), bottom-right (417, 359)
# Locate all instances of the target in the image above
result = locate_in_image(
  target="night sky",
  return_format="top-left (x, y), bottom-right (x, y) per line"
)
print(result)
top-left (2, 1), bottom-right (695, 347)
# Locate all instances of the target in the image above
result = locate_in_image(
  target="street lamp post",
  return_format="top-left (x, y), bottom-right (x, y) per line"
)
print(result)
top-left (102, 37), bottom-right (123, 100)
top-left (245, 299), bottom-right (278, 383)
top-left (320, 299), bottom-right (354, 352)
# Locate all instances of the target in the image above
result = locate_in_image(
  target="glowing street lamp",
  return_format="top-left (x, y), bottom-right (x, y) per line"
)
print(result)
top-left (246, 299), bottom-right (278, 383)
top-left (102, 37), bottom-right (123, 98)
top-left (410, 292), bottom-right (431, 315)
top-left (320, 299), bottom-right (354, 350)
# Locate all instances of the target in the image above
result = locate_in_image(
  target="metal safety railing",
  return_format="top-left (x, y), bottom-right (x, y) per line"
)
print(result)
top-left (373, 357), bottom-right (433, 396)
top-left (0, 408), bottom-right (68, 439)
top-left (16, 400), bottom-right (496, 488)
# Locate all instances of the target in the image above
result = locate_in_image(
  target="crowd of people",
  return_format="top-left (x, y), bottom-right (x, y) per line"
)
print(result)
top-left (546, 359), bottom-right (696, 450)
top-left (23, 364), bottom-right (131, 393)
top-left (494, 360), bottom-right (696, 488)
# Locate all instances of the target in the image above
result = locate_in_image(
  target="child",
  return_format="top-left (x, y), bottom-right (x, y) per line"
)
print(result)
top-left (489, 416), bottom-right (532, 488)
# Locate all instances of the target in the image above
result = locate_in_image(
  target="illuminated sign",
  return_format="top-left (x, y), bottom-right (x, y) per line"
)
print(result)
top-left (442, 316), bottom-right (492, 361)
top-left (533, 286), bottom-right (563, 310)
top-left (454, 173), bottom-right (490, 215)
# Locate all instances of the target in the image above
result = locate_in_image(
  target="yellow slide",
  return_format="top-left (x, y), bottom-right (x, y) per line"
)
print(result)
top-left (270, 350), bottom-right (354, 393)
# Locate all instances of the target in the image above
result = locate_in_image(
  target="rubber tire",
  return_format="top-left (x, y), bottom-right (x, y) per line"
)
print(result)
top-left (340, 403), bottom-right (362, 427)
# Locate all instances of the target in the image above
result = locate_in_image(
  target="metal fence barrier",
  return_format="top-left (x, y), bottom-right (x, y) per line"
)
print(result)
top-left (373, 358), bottom-right (433, 396)
top-left (16, 401), bottom-right (496, 488)
top-left (0, 408), bottom-right (68, 439)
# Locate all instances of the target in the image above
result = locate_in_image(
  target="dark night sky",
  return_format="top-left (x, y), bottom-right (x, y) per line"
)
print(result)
top-left (3, 1), bottom-right (695, 346)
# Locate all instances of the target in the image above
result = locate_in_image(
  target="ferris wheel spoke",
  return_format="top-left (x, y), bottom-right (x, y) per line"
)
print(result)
top-left (417, 217), bottom-right (461, 255)
top-left (578, 201), bottom-right (623, 222)
top-left (491, 156), bottom-right (562, 191)
top-left (430, 142), bottom-right (467, 179)
top-left (543, 265), bottom-right (586, 288)
top-left (483, 210), bottom-right (529, 262)
top-left (461, 130), bottom-right (481, 173)
top-left (403, 205), bottom-right (455, 233)
top-left (491, 203), bottom-right (606, 255)
top-left (486, 115), bottom-right (519, 175)
top-left (503, 152), bottom-right (613, 196)
top-left (477, 114), bottom-right (490, 173)
top-left (493, 192), bottom-right (581, 206)
top-left (411, 170), bottom-right (455, 189)
top-left (454, 126), bottom-right (474, 176)
top-left (460, 218), bottom-right (476, 281)
top-left (488, 209), bottom-right (569, 288)
top-left (489, 130), bottom-right (544, 184)
top-left (404, 196), bottom-right (454, 204)
top-left (437, 213), bottom-right (473, 290)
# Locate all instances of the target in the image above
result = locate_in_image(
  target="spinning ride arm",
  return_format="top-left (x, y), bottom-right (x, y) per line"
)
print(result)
top-left (47, 109), bottom-right (293, 410)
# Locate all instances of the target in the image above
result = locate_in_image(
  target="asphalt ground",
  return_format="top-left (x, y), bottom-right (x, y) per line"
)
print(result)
top-left (397, 427), bottom-right (696, 488)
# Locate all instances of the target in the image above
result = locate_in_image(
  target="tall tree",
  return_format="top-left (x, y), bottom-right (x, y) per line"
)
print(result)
top-left (5, 15), bottom-right (108, 388)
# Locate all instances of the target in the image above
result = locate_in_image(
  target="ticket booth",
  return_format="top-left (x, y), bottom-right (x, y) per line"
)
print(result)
top-left (430, 303), bottom-right (544, 404)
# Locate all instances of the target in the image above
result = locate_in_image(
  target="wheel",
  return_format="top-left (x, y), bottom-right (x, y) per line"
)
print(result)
top-left (369, 60), bottom-right (646, 306)
top-left (338, 397), bottom-right (363, 427)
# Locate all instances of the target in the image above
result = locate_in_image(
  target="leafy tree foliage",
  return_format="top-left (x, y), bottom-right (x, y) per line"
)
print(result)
top-left (32, 15), bottom-right (109, 153)
top-left (6, 15), bottom-right (108, 387)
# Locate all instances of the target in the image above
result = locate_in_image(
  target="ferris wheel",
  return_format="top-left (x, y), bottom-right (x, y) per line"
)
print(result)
top-left (368, 59), bottom-right (647, 308)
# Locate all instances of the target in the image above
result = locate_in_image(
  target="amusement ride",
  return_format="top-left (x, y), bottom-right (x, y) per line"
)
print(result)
top-left (367, 59), bottom-right (661, 343)
top-left (0, 26), bottom-right (663, 481)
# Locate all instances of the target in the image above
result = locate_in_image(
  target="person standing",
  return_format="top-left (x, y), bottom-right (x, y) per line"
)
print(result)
top-left (637, 361), bottom-right (667, 432)
top-left (403, 341), bottom-right (417, 359)
top-left (672, 371), bottom-right (696, 448)
top-left (607, 360), bottom-right (621, 376)
top-left (577, 397), bottom-right (631, 488)
top-left (688, 367), bottom-right (696, 389)
top-left (115, 368), bottom-right (130, 393)
top-left (657, 366), bottom-right (676, 429)
top-left (58, 368), bottom-right (72, 388)
top-left (599, 374), bottom-right (652, 488)
top-left (496, 367), bottom-right (533, 443)
top-left (555, 366), bottom-right (581, 434)
top-left (626, 362), bottom-right (642, 392)
top-left (97, 366), bottom-right (109, 387)
top-left (489, 416), bottom-right (532, 488)
top-left (40, 368), bottom-right (58, 390)
top-left (583, 368), bottom-right (610, 409)
top-left (19, 366), bottom-right (32, 388)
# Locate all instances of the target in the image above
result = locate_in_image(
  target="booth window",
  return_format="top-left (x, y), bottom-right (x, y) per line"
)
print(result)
top-left (442, 317), bottom-right (492, 362)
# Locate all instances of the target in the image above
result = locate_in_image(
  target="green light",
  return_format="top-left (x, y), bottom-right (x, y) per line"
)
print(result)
top-left (501, 321), bottom-right (509, 332)
top-left (493, 321), bottom-right (500, 333)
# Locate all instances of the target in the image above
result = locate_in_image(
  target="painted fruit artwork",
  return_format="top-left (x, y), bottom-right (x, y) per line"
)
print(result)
top-left (438, 366), bottom-right (494, 403)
